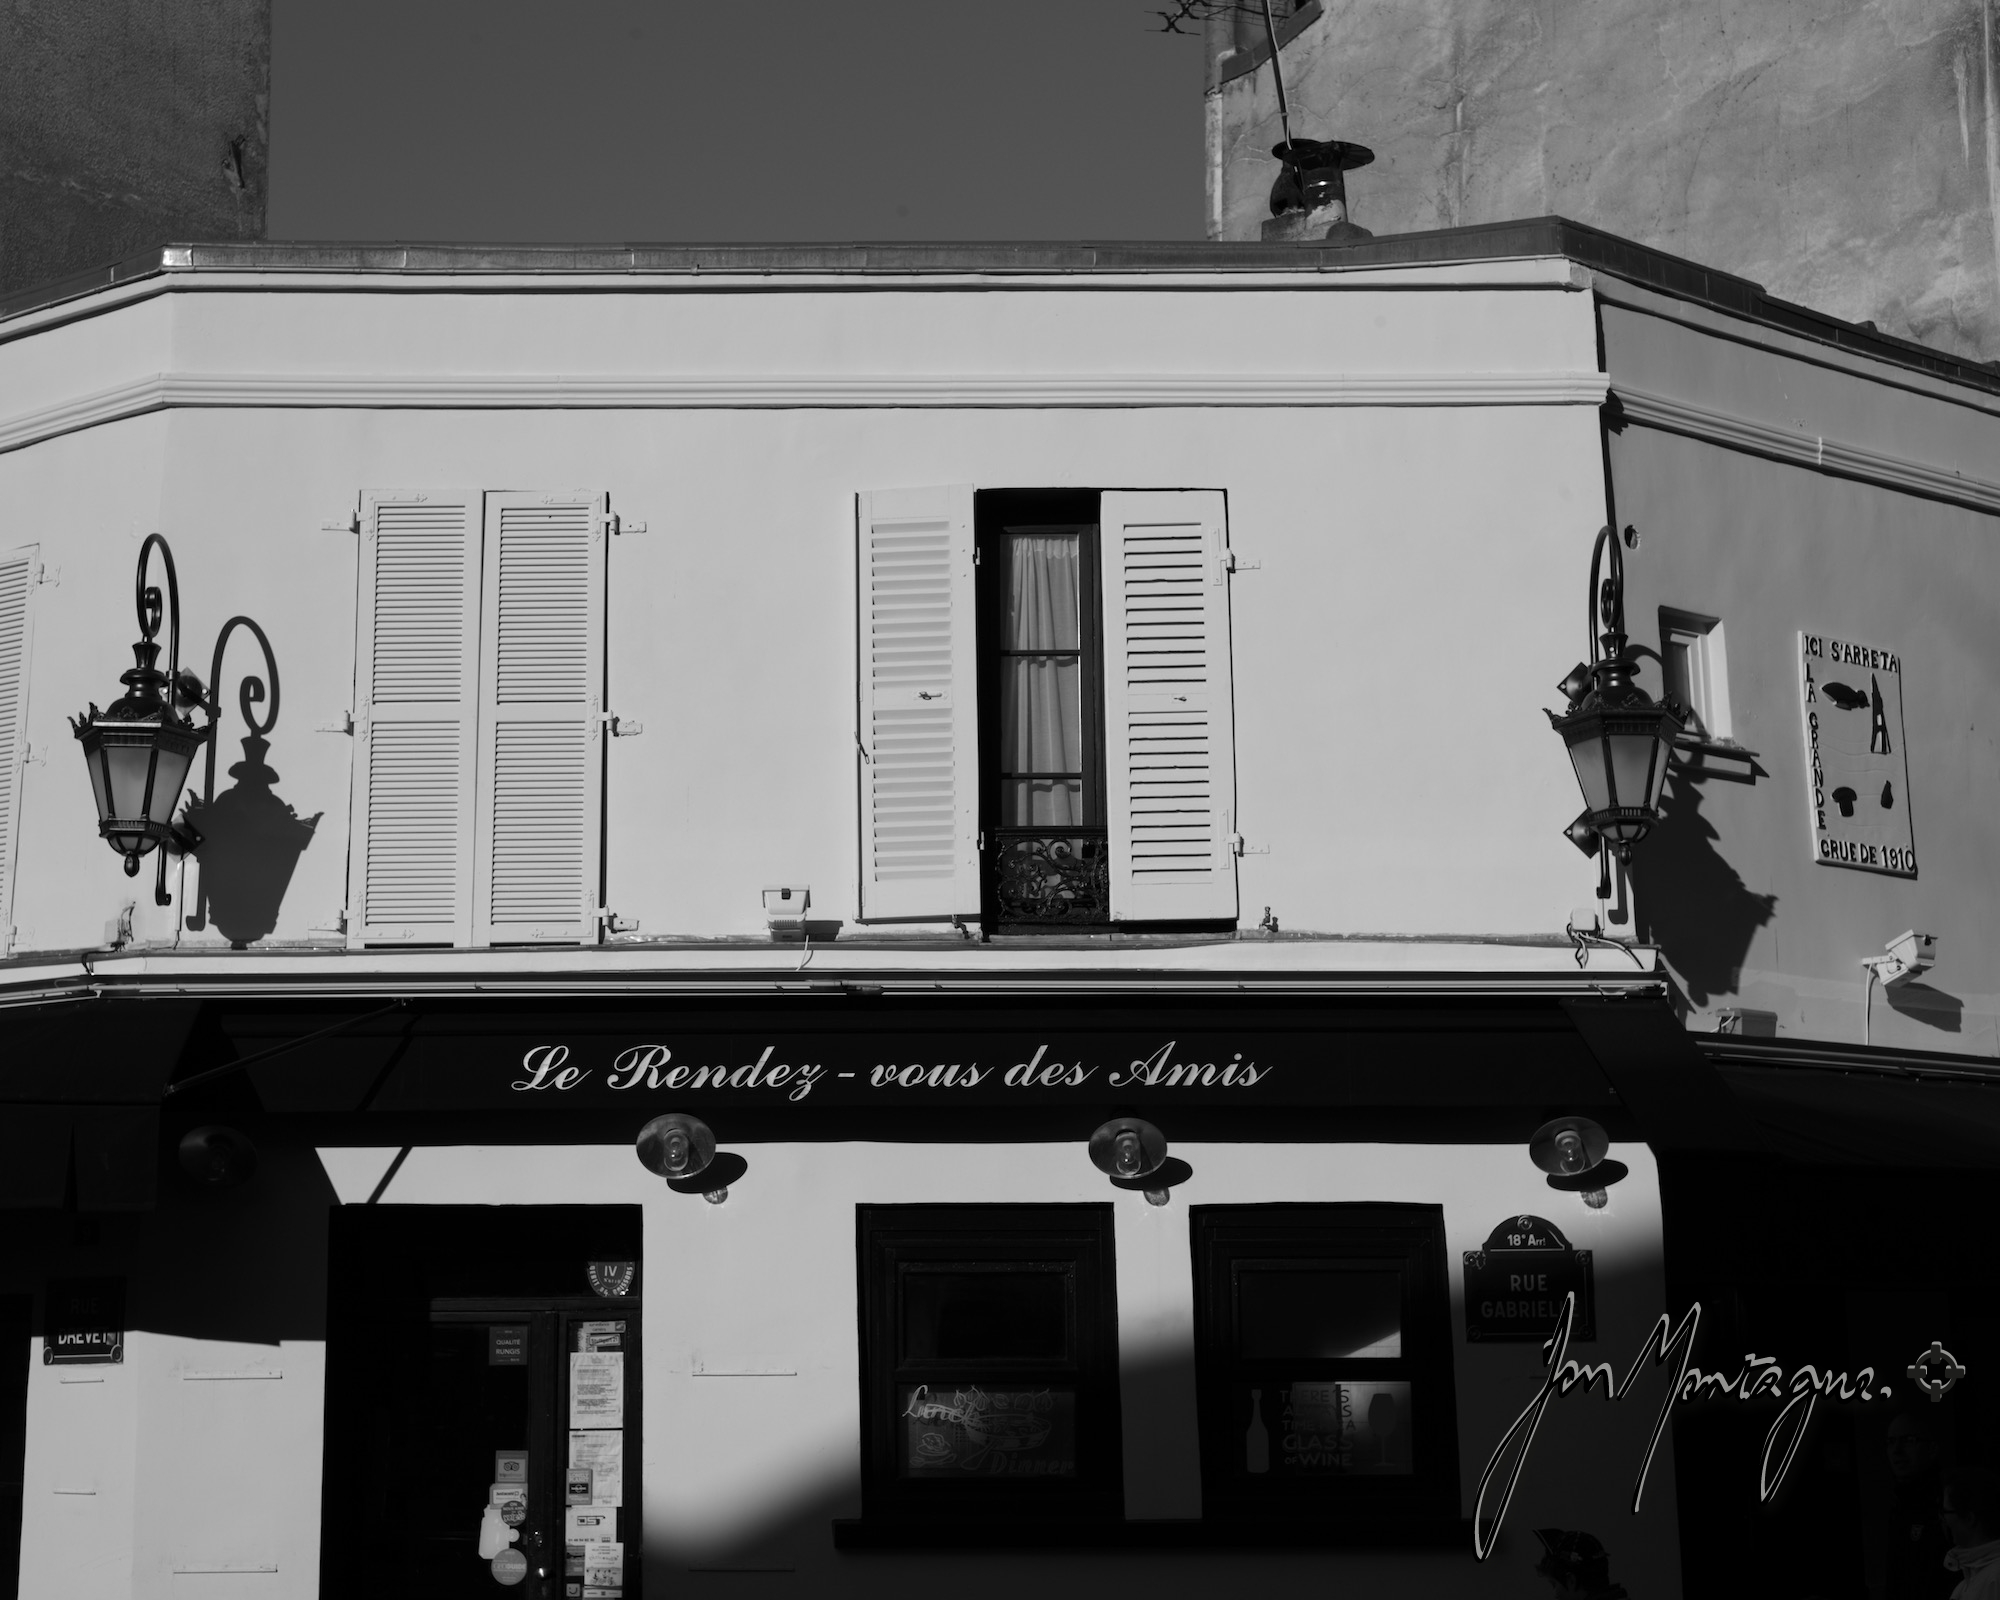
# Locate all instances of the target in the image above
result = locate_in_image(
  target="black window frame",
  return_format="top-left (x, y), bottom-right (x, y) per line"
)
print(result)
top-left (856, 1203), bottom-right (1123, 1525)
top-left (974, 488), bottom-right (1109, 931)
top-left (1191, 1203), bottom-right (1461, 1531)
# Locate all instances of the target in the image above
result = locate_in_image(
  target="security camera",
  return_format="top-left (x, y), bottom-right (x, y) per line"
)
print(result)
top-left (1869, 930), bottom-right (1937, 989)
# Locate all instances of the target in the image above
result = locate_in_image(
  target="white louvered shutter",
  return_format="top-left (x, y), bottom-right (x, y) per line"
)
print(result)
top-left (473, 491), bottom-right (607, 945)
top-left (856, 486), bottom-right (979, 922)
top-left (0, 547), bottom-right (35, 954)
top-left (348, 492), bottom-right (481, 946)
top-left (1100, 490), bottom-right (1239, 923)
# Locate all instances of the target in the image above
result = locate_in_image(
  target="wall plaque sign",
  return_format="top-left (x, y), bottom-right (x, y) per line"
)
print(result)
top-left (43, 1278), bottom-right (124, 1365)
top-left (1799, 632), bottom-right (1915, 877)
top-left (1462, 1216), bottom-right (1593, 1343)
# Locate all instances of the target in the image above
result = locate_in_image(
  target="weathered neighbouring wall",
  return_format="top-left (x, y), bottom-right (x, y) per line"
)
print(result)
top-left (1209, 0), bottom-right (2000, 361)
top-left (0, 0), bottom-right (268, 303)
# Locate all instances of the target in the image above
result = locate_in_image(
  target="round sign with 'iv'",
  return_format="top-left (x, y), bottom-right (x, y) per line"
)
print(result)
top-left (490, 1548), bottom-right (528, 1586)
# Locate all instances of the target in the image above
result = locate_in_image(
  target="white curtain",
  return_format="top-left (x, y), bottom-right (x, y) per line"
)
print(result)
top-left (999, 534), bottom-right (1082, 825)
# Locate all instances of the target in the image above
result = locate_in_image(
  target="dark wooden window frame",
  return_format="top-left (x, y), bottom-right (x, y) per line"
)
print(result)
top-left (1190, 1203), bottom-right (1461, 1532)
top-left (855, 1203), bottom-right (1123, 1525)
top-left (974, 489), bottom-right (1109, 931)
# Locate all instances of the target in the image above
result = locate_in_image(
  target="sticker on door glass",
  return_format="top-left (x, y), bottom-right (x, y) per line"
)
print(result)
top-left (569, 1352), bottom-right (623, 1426)
top-left (568, 1431), bottom-right (623, 1505)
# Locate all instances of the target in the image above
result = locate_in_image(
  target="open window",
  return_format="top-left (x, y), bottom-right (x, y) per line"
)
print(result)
top-left (855, 1205), bottom-right (1122, 1526)
top-left (856, 486), bottom-right (1238, 931)
top-left (1659, 607), bottom-right (1732, 744)
top-left (1191, 1204), bottom-right (1460, 1533)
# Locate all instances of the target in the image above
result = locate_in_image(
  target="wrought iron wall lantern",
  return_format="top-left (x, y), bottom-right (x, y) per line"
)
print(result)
top-left (636, 1113), bottom-right (736, 1204)
top-left (1546, 525), bottom-right (1685, 902)
top-left (71, 535), bottom-right (214, 905)
top-left (1528, 1115), bottom-right (1628, 1210)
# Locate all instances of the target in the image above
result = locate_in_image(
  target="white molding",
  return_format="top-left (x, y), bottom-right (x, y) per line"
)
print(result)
top-left (0, 368), bottom-right (1610, 455)
top-left (1615, 384), bottom-right (2000, 514)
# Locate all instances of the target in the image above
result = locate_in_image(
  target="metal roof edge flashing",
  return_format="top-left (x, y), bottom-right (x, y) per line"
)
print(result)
top-left (1697, 1034), bottom-right (2000, 1084)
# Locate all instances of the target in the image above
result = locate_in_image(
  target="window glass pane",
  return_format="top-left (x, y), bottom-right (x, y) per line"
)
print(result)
top-left (903, 1270), bottom-right (1068, 1360)
top-left (999, 656), bottom-right (1082, 777)
top-left (1001, 778), bottom-right (1084, 827)
top-left (1243, 1381), bottom-right (1413, 1476)
top-left (1238, 1268), bottom-right (1403, 1359)
top-left (1002, 533), bottom-right (1080, 651)
top-left (900, 1384), bottom-right (1077, 1478)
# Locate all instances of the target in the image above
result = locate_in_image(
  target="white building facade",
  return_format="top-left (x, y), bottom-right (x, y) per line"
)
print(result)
top-left (0, 225), bottom-right (1993, 1597)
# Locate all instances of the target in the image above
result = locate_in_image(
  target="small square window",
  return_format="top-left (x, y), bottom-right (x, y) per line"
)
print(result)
top-left (1659, 608), bottom-right (1731, 742)
top-left (857, 1206), bottom-right (1122, 1524)
top-left (1192, 1205), bottom-right (1459, 1528)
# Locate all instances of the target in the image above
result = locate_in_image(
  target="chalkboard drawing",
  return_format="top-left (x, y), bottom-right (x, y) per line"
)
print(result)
top-left (1821, 681), bottom-right (1869, 711)
top-left (1245, 1388), bottom-right (1270, 1473)
top-left (912, 1430), bottom-right (954, 1468)
top-left (899, 1385), bottom-right (1075, 1478)
top-left (1833, 787), bottom-right (1857, 817)
top-left (1881, 780), bottom-right (1894, 811)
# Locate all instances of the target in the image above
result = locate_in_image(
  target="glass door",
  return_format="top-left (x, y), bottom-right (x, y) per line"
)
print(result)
top-left (411, 1302), bottom-right (639, 1599)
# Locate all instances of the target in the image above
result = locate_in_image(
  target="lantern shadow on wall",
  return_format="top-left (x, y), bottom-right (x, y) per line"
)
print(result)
top-left (182, 617), bottom-right (321, 949)
top-left (1633, 769), bottom-right (1777, 1008)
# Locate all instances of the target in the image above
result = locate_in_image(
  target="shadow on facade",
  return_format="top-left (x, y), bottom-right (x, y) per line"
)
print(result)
top-left (1883, 979), bottom-right (1964, 1034)
top-left (181, 619), bottom-right (321, 949)
top-left (1634, 771), bottom-right (1777, 1006)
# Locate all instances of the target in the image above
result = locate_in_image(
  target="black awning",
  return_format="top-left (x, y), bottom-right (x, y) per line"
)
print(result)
top-left (0, 1105), bottom-right (158, 1210)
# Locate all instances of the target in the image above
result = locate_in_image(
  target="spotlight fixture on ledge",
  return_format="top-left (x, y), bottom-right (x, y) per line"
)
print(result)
top-left (1528, 1115), bottom-right (1628, 1211)
top-left (1547, 525), bottom-right (1685, 904)
top-left (1089, 1117), bottom-right (1172, 1207)
top-left (71, 535), bottom-right (213, 905)
top-left (636, 1113), bottom-right (732, 1204)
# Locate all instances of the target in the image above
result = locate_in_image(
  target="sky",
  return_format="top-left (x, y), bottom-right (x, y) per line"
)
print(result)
top-left (267, 0), bottom-right (1209, 244)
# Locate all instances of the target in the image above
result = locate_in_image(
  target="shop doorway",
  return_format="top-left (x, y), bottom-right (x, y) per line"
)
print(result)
top-left (324, 1205), bottom-right (641, 1599)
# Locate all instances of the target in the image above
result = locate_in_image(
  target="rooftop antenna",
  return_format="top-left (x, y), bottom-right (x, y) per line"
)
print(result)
top-left (1259, 0), bottom-right (1307, 210)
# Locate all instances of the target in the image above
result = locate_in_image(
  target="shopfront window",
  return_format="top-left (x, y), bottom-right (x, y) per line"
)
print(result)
top-left (857, 1205), bottom-right (1121, 1523)
top-left (1192, 1205), bottom-right (1458, 1526)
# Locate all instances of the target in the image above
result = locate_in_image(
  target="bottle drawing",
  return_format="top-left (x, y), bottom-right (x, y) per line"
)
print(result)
top-left (1245, 1388), bottom-right (1270, 1473)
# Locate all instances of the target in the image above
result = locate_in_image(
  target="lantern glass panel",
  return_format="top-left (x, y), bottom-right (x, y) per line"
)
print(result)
top-left (1644, 727), bottom-right (1677, 811)
top-left (1606, 727), bottom-right (1657, 813)
top-left (147, 742), bottom-right (195, 827)
top-left (83, 744), bottom-right (110, 829)
top-left (104, 739), bottom-right (158, 824)
top-left (1566, 733), bottom-right (1612, 816)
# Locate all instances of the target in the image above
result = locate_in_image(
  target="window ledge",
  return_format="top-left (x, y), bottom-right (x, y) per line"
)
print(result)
top-left (1675, 735), bottom-right (1760, 759)
top-left (832, 1516), bottom-right (1469, 1549)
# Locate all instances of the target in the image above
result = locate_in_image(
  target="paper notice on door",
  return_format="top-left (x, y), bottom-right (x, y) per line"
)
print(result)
top-left (583, 1540), bottom-right (623, 1593)
top-left (568, 1430), bottom-right (623, 1506)
top-left (564, 1506), bottom-right (617, 1545)
top-left (569, 1352), bottom-right (624, 1426)
top-left (574, 1320), bottom-right (625, 1351)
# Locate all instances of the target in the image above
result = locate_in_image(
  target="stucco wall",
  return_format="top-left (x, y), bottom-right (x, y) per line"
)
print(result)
top-left (1209, 0), bottom-right (2000, 362)
top-left (0, 0), bottom-right (268, 303)
top-left (0, 268), bottom-right (1613, 952)
top-left (1603, 296), bottom-right (2000, 1051)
